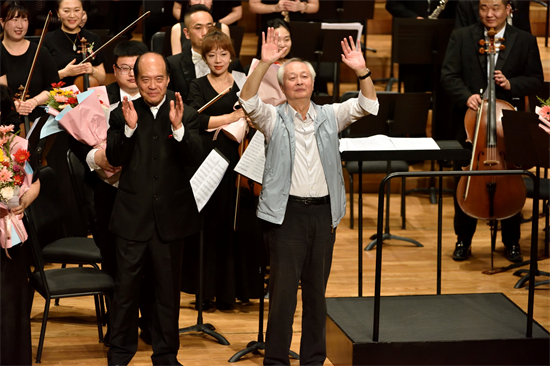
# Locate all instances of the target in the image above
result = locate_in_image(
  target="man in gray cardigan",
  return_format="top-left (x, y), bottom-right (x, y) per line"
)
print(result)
top-left (239, 28), bottom-right (378, 365)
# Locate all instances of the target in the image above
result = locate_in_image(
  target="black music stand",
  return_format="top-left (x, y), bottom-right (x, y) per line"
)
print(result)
top-left (179, 215), bottom-right (229, 345)
top-left (392, 18), bottom-right (455, 203)
top-left (364, 92), bottom-right (432, 251)
top-left (502, 110), bottom-right (550, 288)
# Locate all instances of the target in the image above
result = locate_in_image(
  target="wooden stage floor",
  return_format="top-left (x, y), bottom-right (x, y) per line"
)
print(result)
top-left (29, 189), bottom-right (550, 365)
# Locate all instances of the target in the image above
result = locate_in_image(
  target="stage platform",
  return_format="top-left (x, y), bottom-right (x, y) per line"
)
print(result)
top-left (326, 293), bottom-right (550, 365)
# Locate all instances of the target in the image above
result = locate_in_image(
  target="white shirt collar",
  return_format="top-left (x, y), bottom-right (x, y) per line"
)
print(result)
top-left (191, 48), bottom-right (203, 65)
top-left (286, 101), bottom-right (316, 122)
top-left (119, 88), bottom-right (140, 102)
top-left (149, 95), bottom-right (167, 118)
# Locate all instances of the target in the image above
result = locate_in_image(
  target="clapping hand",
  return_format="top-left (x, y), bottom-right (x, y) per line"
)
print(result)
top-left (169, 92), bottom-right (185, 130)
top-left (261, 27), bottom-right (288, 65)
top-left (121, 96), bottom-right (138, 129)
top-left (341, 36), bottom-right (366, 72)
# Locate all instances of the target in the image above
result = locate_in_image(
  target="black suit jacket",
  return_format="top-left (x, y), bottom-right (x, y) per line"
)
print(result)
top-left (106, 90), bottom-right (202, 242)
top-left (106, 82), bottom-right (122, 105)
top-left (454, 0), bottom-right (531, 33)
top-left (167, 44), bottom-right (195, 104)
top-left (441, 23), bottom-right (543, 139)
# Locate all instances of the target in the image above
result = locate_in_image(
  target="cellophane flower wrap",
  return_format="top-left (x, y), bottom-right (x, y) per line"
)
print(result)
top-left (0, 125), bottom-right (32, 250)
top-left (535, 96), bottom-right (550, 134)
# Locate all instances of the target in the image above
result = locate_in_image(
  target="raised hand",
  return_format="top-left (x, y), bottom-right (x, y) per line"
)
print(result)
top-left (121, 96), bottom-right (138, 129)
top-left (341, 36), bottom-right (366, 73)
top-left (261, 27), bottom-right (288, 65)
top-left (169, 92), bottom-right (185, 130)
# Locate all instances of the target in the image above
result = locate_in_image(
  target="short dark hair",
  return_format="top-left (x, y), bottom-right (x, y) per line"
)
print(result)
top-left (113, 40), bottom-right (148, 64)
top-left (267, 18), bottom-right (290, 34)
top-left (183, 4), bottom-right (212, 29)
top-left (201, 28), bottom-right (236, 60)
top-left (56, 0), bottom-right (86, 12)
top-left (134, 52), bottom-right (171, 80)
top-left (1, 1), bottom-right (29, 23)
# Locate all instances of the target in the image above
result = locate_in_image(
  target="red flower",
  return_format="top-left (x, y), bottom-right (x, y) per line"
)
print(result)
top-left (51, 81), bottom-right (66, 88)
top-left (1, 161), bottom-right (9, 167)
top-left (67, 97), bottom-right (78, 105)
top-left (13, 148), bottom-right (30, 164)
top-left (14, 174), bottom-right (23, 186)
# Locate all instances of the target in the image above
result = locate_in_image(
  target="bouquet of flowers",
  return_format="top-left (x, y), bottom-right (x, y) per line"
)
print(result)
top-left (535, 96), bottom-right (550, 134)
top-left (46, 81), bottom-right (80, 115)
top-left (0, 125), bottom-right (31, 250)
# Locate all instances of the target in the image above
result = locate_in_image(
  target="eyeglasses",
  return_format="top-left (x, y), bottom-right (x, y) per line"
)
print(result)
top-left (114, 64), bottom-right (134, 75)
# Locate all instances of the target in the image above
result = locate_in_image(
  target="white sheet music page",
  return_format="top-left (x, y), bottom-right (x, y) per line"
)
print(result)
top-left (339, 135), bottom-right (440, 152)
top-left (321, 22), bottom-right (363, 42)
top-left (190, 148), bottom-right (229, 212)
top-left (234, 131), bottom-right (266, 184)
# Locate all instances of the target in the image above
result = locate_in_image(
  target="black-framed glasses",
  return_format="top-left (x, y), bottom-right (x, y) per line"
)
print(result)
top-left (115, 64), bottom-right (134, 75)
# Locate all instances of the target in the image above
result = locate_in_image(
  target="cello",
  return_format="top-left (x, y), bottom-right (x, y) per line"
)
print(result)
top-left (456, 28), bottom-right (526, 220)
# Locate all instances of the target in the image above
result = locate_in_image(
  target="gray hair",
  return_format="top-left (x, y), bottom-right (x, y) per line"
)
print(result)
top-left (276, 58), bottom-right (316, 86)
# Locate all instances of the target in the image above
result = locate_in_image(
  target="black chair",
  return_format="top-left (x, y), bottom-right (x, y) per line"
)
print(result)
top-left (66, 150), bottom-right (97, 236)
top-left (229, 25), bottom-right (245, 59)
top-left (24, 206), bottom-right (114, 363)
top-left (27, 166), bottom-right (101, 269)
top-left (341, 91), bottom-right (409, 230)
top-left (151, 31), bottom-right (166, 54)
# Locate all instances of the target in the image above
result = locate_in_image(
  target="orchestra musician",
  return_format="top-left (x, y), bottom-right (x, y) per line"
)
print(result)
top-left (106, 52), bottom-right (202, 366)
top-left (440, 0), bottom-right (543, 262)
top-left (43, 0), bottom-right (106, 87)
top-left (182, 29), bottom-right (246, 310)
top-left (0, 0), bottom-right (59, 127)
top-left (239, 28), bottom-right (378, 365)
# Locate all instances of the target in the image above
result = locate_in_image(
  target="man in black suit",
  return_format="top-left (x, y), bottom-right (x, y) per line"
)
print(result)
top-left (167, 4), bottom-right (214, 103)
top-left (106, 52), bottom-right (202, 366)
top-left (441, 0), bottom-right (543, 262)
top-left (455, 0), bottom-right (531, 33)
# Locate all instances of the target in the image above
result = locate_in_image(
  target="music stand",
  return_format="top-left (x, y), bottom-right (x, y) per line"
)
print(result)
top-left (178, 217), bottom-right (229, 345)
top-left (392, 18), bottom-right (455, 203)
top-left (502, 110), bottom-right (550, 288)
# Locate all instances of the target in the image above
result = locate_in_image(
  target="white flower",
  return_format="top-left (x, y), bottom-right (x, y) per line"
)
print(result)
top-left (1, 186), bottom-right (14, 201)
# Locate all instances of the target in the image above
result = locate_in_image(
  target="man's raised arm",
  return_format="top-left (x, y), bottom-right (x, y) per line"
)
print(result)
top-left (240, 27), bottom-right (288, 101)
top-left (340, 36), bottom-right (377, 101)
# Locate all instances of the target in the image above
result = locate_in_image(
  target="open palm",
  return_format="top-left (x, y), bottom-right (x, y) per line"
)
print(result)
top-left (261, 27), bottom-right (288, 64)
top-left (341, 36), bottom-right (366, 72)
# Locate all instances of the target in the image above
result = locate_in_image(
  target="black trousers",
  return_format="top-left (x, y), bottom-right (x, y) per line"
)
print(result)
top-left (263, 200), bottom-right (336, 366)
top-left (107, 229), bottom-right (184, 366)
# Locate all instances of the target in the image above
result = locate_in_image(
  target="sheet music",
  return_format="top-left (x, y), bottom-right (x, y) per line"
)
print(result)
top-left (190, 148), bottom-right (229, 212)
top-left (321, 22), bottom-right (363, 42)
top-left (234, 131), bottom-right (265, 184)
top-left (339, 135), bottom-right (440, 152)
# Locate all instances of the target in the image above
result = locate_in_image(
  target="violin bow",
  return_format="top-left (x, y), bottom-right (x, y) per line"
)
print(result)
top-left (20, 11), bottom-right (52, 103)
top-left (197, 86), bottom-right (232, 113)
top-left (79, 11), bottom-right (151, 64)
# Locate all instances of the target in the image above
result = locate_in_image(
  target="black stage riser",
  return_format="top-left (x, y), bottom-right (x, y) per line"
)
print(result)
top-left (326, 294), bottom-right (550, 366)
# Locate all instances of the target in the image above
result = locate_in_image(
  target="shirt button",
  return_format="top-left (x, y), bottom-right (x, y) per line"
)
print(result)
top-left (153, 135), bottom-right (158, 140)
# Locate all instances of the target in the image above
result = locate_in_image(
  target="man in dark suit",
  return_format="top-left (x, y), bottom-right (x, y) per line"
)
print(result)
top-left (106, 52), bottom-right (202, 366)
top-left (455, 0), bottom-right (531, 33)
top-left (167, 4), bottom-right (214, 103)
top-left (441, 0), bottom-right (543, 262)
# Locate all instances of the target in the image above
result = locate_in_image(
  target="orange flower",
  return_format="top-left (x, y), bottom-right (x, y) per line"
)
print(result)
top-left (13, 148), bottom-right (30, 164)
top-left (14, 174), bottom-right (23, 186)
top-left (540, 106), bottom-right (550, 122)
top-left (1, 161), bottom-right (9, 167)
top-left (52, 81), bottom-right (66, 88)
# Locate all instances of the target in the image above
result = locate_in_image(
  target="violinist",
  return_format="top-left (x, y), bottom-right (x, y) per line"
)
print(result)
top-left (43, 0), bottom-right (106, 87)
top-left (183, 28), bottom-right (246, 311)
top-left (0, 0), bottom-right (59, 125)
top-left (441, 0), bottom-right (543, 262)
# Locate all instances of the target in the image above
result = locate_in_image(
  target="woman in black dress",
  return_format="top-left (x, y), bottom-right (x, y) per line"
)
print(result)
top-left (0, 1), bottom-right (59, 125)
top-left (43, 0), bottom-right (106, 87)
top-left (183, 29), bottom-right (246, 310)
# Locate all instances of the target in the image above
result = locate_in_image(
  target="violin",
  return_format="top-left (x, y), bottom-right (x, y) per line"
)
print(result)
top-left (74, 37), bottom-right (99, 92)
top-left (455, 28), bottom-right (526, 220)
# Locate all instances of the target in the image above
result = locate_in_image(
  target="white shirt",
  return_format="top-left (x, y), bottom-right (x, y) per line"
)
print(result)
top-left (124, 95), bottom-right (185, 140)
top-left (240, 92), bottom-right (379, 197)
top-left (191, 48), bottom-right (210, 79)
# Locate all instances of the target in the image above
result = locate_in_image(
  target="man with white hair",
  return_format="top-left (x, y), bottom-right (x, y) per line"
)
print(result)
top-left (240, 28), bottom-right (378, 365)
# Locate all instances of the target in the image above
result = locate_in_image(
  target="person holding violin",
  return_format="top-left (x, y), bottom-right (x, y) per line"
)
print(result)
top-left (181, 28), bottom-right (246, 310)
top-left (441, 0), bottom-right (543, 262)
top-left (0, 0), bottom-right (59, 126)
top-left (43, 0), bottom-right (106, 88)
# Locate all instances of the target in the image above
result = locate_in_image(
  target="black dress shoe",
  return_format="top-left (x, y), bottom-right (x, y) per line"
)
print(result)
top-left (452, 242), bottom-right (471, 261)
top-left (139, 328), bottom-right (152, 345)
top-left (505, 244), bottom-right (523, 262)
